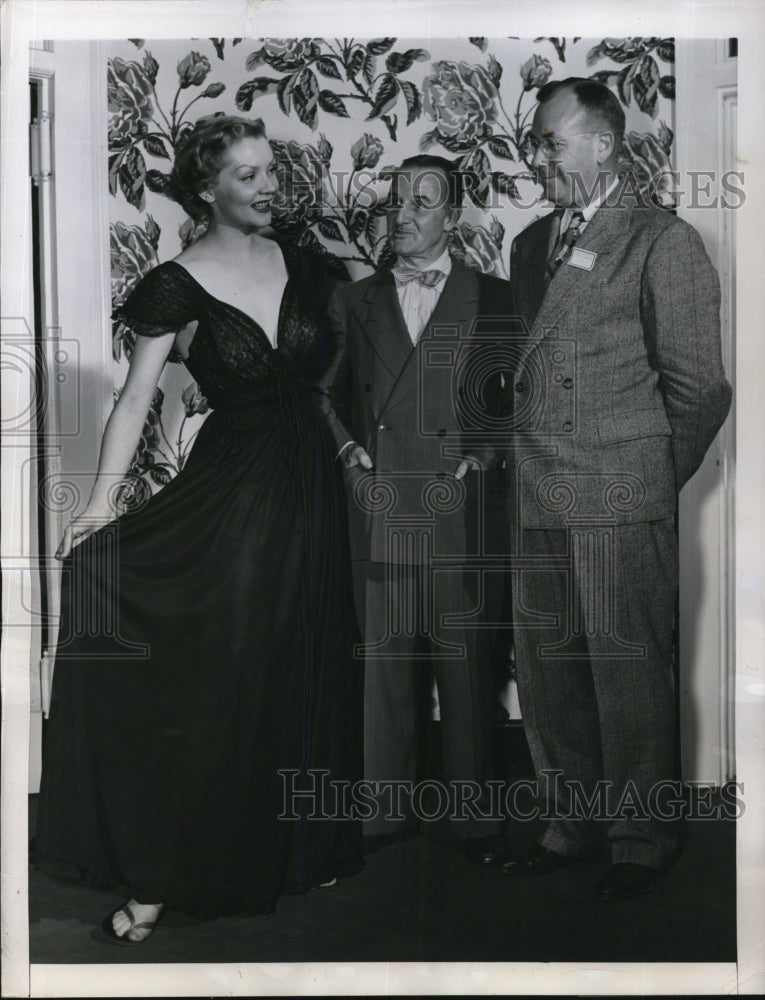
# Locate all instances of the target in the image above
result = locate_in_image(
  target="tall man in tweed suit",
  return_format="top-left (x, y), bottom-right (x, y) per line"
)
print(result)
top-left (500, 78), bottom-right (732, 900)
top-left (322, 155), bottom-right (509, 861)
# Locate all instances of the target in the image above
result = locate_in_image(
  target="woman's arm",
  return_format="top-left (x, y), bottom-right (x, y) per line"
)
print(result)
top-left (56, 331), bottom-right (176, 558)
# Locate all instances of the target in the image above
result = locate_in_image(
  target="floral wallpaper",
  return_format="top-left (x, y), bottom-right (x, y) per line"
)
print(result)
top-left (108, 36), bottom-right (676, 496)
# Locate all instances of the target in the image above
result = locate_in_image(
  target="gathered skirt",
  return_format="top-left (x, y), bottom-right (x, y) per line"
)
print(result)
top-left (32, 398), bottom-right (364, 918)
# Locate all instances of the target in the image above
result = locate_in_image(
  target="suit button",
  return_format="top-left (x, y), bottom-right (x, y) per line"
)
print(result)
top-left (365, 383), bottom-right (372, 392)
top-left (563, 421), bottom-right (573, 432)
top-left (515, 381), bottom-right (526, 392)
top-left (554, 373), bottom-right (563, 383)
top-left (378, 424), bottom-right (387, 432)
top-left (563, 378), bottom-right (573, 389)
top-left (437, 428), bottom-right (447, 437)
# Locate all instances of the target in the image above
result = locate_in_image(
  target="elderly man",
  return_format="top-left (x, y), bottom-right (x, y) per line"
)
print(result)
top-left (322, 154), bottom-right (510, 862)
top-left (501, 78), bottom-right (732, 899)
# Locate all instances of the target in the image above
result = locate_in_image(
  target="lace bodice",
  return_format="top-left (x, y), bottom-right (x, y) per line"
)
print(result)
top-left (117, 239), bottom-right (347, 410)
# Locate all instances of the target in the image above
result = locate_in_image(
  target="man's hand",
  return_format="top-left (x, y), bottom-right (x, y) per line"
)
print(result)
top-left (454, 455), bottom-right (484, 480)
top-left (340, 442), bottom-right (374, 471)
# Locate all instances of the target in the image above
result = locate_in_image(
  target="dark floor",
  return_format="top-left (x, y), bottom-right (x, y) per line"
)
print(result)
top-left (28, 725), bottom-right (737, 965)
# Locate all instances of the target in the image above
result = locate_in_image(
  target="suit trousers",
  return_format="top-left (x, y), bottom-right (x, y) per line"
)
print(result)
top-left (352, 558), bottom-right (498, 839)
top-left (512, 518), bottom-right (679, 868)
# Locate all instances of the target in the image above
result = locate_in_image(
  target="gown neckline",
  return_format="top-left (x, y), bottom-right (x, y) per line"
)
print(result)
top-left (164, 257), bottom-right (292, 353)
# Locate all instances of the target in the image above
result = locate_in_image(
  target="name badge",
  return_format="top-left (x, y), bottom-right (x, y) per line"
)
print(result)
top-left (568, 248), bottom-right (597, 270)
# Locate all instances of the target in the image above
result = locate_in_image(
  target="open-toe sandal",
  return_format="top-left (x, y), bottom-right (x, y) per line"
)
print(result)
top-left (99, 900), bottom-right (164, 946)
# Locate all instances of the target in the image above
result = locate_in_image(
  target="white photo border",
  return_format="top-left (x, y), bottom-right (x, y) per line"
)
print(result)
top-left (2, 0), bottom-right (763, 996)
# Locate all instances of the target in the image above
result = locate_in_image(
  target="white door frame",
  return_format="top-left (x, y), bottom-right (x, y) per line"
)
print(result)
top-left (674, 38), bottom-right (737, 784)
top-left (13, 40), bottom-right (113, 793)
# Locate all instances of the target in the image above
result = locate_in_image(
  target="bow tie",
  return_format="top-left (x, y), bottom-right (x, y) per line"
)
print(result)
top-left (391, 265), bottom-right (446, 288)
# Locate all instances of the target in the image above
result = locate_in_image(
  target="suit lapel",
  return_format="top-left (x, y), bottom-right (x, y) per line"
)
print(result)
top-left (531, 202), bottom-right (632, 340)
top-left (516, 211), bottom-right (559, 330)
top-left (383, 260), bottom-right (480, 413)
top-left (425, 258), bottom-right (480, 333)
top-left (360, 270), bottom-right (414, 381)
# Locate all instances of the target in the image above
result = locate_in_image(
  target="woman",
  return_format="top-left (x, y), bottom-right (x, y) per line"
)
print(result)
top-left (32, 115), bottom-right (363, 944)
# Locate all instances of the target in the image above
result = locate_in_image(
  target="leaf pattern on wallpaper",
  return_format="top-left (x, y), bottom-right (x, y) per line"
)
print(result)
top-left (269, 134), bottom-right (388, 268)
top-left (210, 38), bottom-right (243, 60)
top-left (112, 381), bottom-right (203, 506)
top-left (587, 37), bottom-right (675, 118)
top-left (109, 36), bottom-right (678, 266)
top-left (586, 38), bottom-right (677, 205)
top-left (236, 38), bottom-right (429, 140)
top-left (108, 49), bottom-right (227, 210)
top-left (533, 37), bottom-right (581, 63)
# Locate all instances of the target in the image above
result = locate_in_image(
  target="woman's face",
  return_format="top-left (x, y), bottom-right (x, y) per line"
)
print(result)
top-left (202, 136), bottom-right (278, 231)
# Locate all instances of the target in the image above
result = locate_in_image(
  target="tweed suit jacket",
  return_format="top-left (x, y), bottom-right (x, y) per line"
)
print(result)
top-left (322, 258), bottom-right (512, 564)
top-left (507, 187), bottom-right (732, 530)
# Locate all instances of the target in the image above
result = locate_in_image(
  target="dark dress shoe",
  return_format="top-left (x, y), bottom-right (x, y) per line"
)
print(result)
top-left (462, 835), bottom-right (505, 865)
top-left (594, 862), bottom-right (660, 901)
top-left (500, 842), bottom-right (578, 876)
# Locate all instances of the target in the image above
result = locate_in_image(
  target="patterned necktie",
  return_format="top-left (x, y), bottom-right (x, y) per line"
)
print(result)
top-left (547, 211), bottom-right (585, 278)
top-left (391, 265), bottom-right (446, 288)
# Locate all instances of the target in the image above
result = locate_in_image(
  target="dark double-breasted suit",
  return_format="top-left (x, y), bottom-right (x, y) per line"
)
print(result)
top-left (323, 258), bottom-right (510, 837)
top-left (506, 186), bottom-right (732, 866)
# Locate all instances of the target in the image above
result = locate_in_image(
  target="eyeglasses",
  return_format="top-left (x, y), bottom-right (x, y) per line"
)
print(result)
top-left (521, 131), bottom-right (599, 159)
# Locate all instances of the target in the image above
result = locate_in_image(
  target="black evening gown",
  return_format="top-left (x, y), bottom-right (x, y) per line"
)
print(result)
top-left (32, 240), bottom-right (364, 918)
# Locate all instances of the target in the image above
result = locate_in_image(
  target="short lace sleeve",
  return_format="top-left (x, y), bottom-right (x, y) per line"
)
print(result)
top-left (115, 262), bottom-right (202, 338)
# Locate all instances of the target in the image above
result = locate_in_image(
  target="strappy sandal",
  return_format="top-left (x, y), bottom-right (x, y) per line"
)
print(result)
top-left (99, 900), bottom-right (164, 946)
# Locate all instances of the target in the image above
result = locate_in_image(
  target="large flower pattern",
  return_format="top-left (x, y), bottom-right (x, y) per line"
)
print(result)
top-left (109, 36), bottom-right (675, 493)
top-left (108, 57), bottom-right (155, 148)
top-left (270, 138), bottom-right (332, 231)
top-left (449, 218), bottom-right (508, 279)
top-left (110, 216), bottom-right (160, 311)
top-left (620, 122), bottom-right (676, 208)
top-left (421, 60), bottom-right (499, 152)
top-left (108, 46), bottom-right (226, 212)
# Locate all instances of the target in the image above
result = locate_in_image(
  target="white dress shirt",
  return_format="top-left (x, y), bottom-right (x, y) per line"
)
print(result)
top-left (559, 174), bottom-right (621, 237)
top-left (392, 248), bottom-right (452, 344)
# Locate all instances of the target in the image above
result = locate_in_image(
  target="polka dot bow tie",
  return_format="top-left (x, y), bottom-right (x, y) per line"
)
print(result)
top-left (391, 265), bottom-right (446, 287)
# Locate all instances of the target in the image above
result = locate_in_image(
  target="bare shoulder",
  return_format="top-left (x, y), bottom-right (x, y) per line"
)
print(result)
top-left (171, 235), bottom-right (284, 286)
top-left (170, 239), bottom-right (214, 282)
